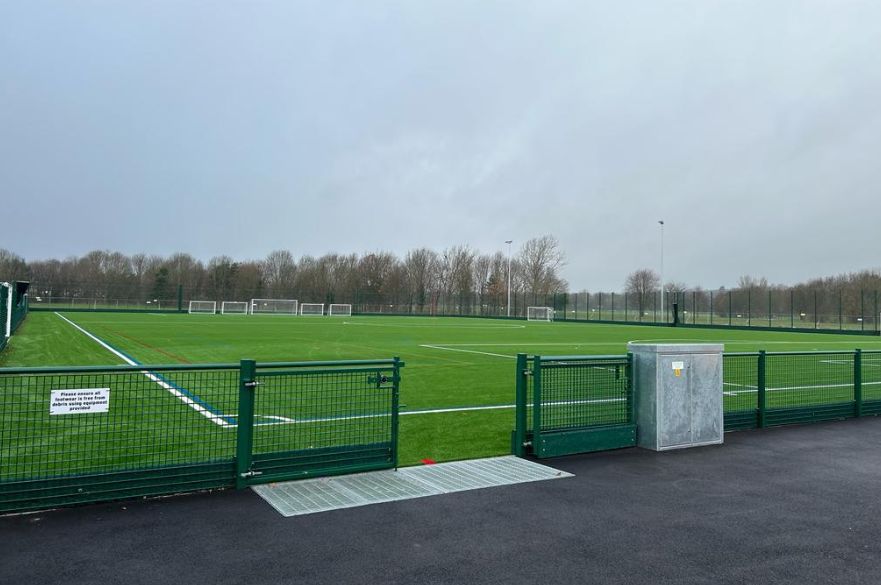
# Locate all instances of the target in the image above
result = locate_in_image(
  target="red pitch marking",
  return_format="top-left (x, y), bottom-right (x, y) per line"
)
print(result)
top-left (109, 330), bottom-right (193, 364)
top-left (421, 459), bottom-right (436, 465)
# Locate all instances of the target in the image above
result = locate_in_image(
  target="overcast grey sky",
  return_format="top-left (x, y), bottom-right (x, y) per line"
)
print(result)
top-left (2, 1), bottom-right (880, 290)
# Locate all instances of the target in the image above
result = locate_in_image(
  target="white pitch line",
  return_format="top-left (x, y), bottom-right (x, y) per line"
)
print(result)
top-left (419, 344), bottom-right (516, 359)
top-left (722, 380), bottom-right (881, 396)
top-left (54, 312), bottom-right (231, 427)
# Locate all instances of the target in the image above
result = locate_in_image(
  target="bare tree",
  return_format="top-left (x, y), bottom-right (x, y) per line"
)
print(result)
top-left (0, 249), bottom-right (28, 281)
top-left (261, 250), bottom-right (297, 297)
top-left (624, 268), bottom-right (660, 316)
top-left (403, 248), bottom-right (438, 311)
top-left (517, 235), bottom-right (567, 297)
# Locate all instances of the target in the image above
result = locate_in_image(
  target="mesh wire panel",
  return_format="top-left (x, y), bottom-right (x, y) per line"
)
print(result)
top-left (538, 357), bottom-right (631, 431)
top-left (766, 353), bottom-right (854, 409)
top-left (0, 367), bottom-right (239, 483)
top-left (863, 351), bottom-right (881, 402)
top-left (722, 353), bottom-right (758, 414)
top-left (252, 366), bottom-right (395, 455)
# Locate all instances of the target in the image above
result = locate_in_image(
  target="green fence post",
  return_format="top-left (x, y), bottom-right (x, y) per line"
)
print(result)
top-left (624, 293), bottom-right (628, 322)
top-left (861, 290), bottom-right (865, 332)
top-left (626, 352), bottom-right (635, 424)
top-left (177, 285), bottom-right (184, 312)
top-left (790, 289), bottom-right (794, 329)
top-left (235, 359), bottom-right (257, 489)
top-left (710, 290), bottom-right (714, 325)
top-left (768, 289), bottom-right (772, 328)
top-left (747, 288), bottom-right (752, 327)
top-left (814, 290), bottom-right (818, 329)
top-left (757, 351), bottom-right (767, 428)
top-left (854, 349), bottom-right (862, 418)
top-left (839, 290), bottom-right (843, 331)
top-left (728, 291), bottom-right (732, 326)
top-left (392, 356), bottom-right (402, 467)
top-left (532, 355), bottom-right (542, 457)
top-left (513, 353), bottom-right (528, 456)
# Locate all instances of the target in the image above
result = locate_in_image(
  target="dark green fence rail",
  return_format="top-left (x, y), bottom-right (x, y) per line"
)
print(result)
top-left (0, 357), bottom-right (402, 513)
top-left (723, 350), bottom-right (881, 431)
top-left (512, 354), bottom-right (636, 458)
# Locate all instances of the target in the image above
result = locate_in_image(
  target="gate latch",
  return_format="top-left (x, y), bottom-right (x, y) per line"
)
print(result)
top-left (244, 381), bottom-right (260, 388)
top-left (240, 470), bottom-right (263, 478)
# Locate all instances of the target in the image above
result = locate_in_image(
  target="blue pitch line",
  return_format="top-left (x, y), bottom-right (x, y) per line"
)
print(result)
top-left (103, 342), bottom-right (237, 426)
top-left (57, 314), bottom-right (236, 425)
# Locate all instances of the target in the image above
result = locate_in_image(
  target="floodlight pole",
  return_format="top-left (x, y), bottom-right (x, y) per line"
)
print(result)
top-left (658, 220), bottom-right (665, 322)
top-left (505, 240), bottom-right (513, 317)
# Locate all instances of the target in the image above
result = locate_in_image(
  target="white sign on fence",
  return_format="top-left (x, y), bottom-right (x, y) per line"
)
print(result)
top-left (50, 388), bottom-right (110, 415)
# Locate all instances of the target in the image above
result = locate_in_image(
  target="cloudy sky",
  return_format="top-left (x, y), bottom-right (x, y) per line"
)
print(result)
top-left (2, 1), bottom-right (880, 290)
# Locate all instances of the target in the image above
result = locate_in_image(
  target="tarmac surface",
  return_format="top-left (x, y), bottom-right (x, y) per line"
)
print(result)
top-left (4, 418), bottom-right (881, 585)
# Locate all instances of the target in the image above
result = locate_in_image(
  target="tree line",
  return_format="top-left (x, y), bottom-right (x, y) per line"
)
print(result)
top-left (0, 236), bottom-right (567, 312)
top-left (623, 269), bottom-right (881, 321)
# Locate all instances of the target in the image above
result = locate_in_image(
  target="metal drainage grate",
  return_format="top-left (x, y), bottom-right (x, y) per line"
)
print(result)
top-left (252, 456), bottom-right (573, 517)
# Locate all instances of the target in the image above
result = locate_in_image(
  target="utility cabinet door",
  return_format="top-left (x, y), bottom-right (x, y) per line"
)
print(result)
top-left (689, 353), bottom-right (723, 445)
top-left (657, 355), bottom-right (692, 448)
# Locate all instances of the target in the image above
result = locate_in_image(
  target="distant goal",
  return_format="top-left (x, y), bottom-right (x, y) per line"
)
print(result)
top-left (250, 299), bottom-right (298, 315)
top-left (221, 301), bottom-right (249, 315)
top-left (300, 303), bottom-right (325, 316)
top-left (188, 300), bottom-right (216, 315)
top-left (328, 303), bottom-right (352, 317)
top-left (527, 306), bottom-right (554, 322)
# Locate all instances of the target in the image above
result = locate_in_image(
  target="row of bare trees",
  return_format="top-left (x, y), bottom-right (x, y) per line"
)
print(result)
top-left (623, 268), bottom-right (881, 322)
top-left (0, 236), bottom-right (567, 312)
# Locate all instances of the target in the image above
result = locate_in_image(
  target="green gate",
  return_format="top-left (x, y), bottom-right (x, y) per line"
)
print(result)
top-left (235, 359), bottom-right (402, 487)
top-left (0, 357), bottom-right (402, 513)
top-left (512, 354), bottom-right (636, 458)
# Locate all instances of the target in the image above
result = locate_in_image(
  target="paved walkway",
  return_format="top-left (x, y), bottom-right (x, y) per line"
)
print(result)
top-left (4, 419), bottom-right (881, 584)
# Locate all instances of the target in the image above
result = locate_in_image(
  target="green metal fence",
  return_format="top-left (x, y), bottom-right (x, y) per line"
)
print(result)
top-left (722, 350), bottom-right (881, 431)
top-left (1, 281), bottom-right (29, 353)
top-left (512, 354), bottom-right (636, 458)
top-left (0, 284), bottom-right (7, 353)
top-left (0, 357), bottom-right (402, 513)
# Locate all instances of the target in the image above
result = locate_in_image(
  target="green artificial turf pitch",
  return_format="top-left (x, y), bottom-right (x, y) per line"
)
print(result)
top-left (3, 311), bottom-right (881, 470)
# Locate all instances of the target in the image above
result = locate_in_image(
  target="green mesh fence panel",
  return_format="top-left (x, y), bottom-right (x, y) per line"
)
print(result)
top-left (0, 358), bottom-right (402, 513)
top-left (513, 355), bottom-right (635, 458)
top-left (722, 353), bottom-right (759, 430)
top-left (247, 362), bottom-right (400, 482)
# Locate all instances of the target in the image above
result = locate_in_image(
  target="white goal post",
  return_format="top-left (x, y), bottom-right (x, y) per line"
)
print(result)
top-left (300, 303), bottom-right (325, 316)
top-left (527, 306), bottom-right (554, 322)
top-left (188, 300), bottom-right (217, 315)
top-left (328, 303), bottom-right (352, 317)
top-left (249, 298), bottom-right (298, 315)
top-left (221, 301), bottom-right (249, 315)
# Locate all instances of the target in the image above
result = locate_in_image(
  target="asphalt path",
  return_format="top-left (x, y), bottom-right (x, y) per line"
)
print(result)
top-left (4, 418), bottom-right (881, 585)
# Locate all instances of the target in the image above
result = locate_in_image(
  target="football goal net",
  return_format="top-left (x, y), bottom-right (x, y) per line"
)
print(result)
top-left (328, 303), bottom-right (352, 317)
top-left (188, 300), bottom-right (216, 315)
top-left (527, 306), bottom-right (554, 322)
top-left (221, 301), bottom-right (249, 315)
top-left (300, 303), bottom-right (325, 316)
top-left (250, 298), bottom-right (298, 315)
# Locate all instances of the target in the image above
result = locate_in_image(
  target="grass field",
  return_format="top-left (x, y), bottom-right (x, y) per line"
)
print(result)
top-left (3, 311), bottom-right (881, 469)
